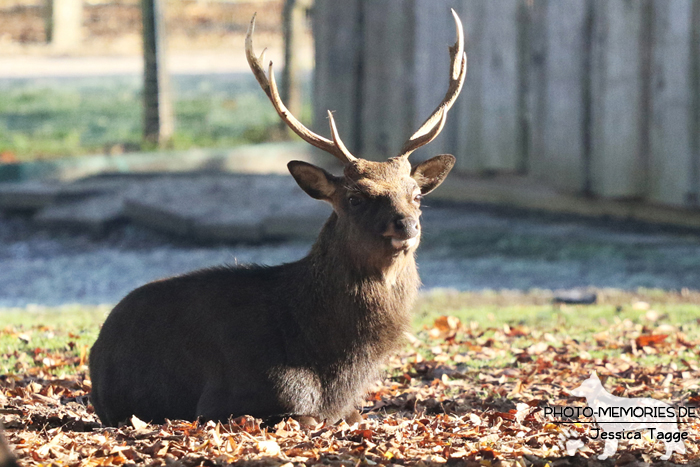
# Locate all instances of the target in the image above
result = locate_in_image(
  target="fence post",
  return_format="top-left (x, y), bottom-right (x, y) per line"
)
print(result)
top-left (142, 0), bottom-right (173, 147)
top-left (45, 0), bottom-right (83, 51)
top-left (281, 0), bottom-right (309, 131)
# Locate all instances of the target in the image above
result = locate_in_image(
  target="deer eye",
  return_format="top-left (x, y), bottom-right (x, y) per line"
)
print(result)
top-left (413, 193), bottom-right (423, 204)
top-left (348, 196), bottom-right (363, 207)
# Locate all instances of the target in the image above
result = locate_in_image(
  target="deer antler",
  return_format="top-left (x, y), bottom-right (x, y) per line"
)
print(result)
top-left (246, 14), bottom-right (356, 164)
top-left (398, 9), bottom-right (467, 159)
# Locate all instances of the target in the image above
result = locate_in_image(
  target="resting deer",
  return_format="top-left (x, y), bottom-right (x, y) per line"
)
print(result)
top-left (89, 10), bottom-right (467, 427)
top-left (0, 424), bottom-right (19, 467)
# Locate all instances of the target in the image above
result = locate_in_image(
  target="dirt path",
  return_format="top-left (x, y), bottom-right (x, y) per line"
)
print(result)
top-left (0, 49), bottom-right (290, 78)
top-left (2, 188), bottom-right (700, 307)
top-left (0, 32), bottom-right (314, 77)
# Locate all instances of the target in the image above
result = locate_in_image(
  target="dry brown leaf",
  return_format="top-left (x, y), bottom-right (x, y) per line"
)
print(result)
top-left (635, 334), bottom-right (668, 347)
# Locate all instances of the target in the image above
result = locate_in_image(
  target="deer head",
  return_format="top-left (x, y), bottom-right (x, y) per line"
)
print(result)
top-left (246, 10), bottom-right (467, 261)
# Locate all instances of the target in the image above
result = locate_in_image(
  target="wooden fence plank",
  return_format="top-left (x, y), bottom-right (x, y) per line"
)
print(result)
top-left (479, 0), bottom-right (521, 172)
top-left (312, 0), bottom-right (362, 156)
top-left (454, 0), bottom-right (484, 171)
top-left (649, 0), bottom-right (694, 206)
top-left (359, 0), bottom-right (415, 160)
top-left (691, 0), bottom-right (700, 207)
top-left (411, 0), bottom-right (453, 163)
top-left (452, 0), bottom-right (521, 173)
top-left (589, 0), bottom-right (646, 198)
top-left (529, 0), bottom-right (590, 194)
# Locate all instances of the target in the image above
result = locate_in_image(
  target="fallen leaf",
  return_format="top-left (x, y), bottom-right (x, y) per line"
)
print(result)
top-left (257, 440), bottom-right (280, 456)
top-left (635, 334), bottom-right (668, 347)
top-left (131, 415), bottom-right (149, 430)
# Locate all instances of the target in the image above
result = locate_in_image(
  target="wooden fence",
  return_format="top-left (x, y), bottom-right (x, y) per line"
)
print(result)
top-left (313, 0), bottom-right (700, 209)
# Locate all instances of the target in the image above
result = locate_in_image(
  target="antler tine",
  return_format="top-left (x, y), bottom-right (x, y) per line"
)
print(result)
top-left (399, 9), bottom-right (467, 159)
top-left (327, 111), bottom-right (357, 162)
top-left (245, 14), bottom-right (355, 164)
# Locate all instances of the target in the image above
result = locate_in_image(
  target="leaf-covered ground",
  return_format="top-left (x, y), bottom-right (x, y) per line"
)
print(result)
top-left (1, 289), bottom-right (700, 467)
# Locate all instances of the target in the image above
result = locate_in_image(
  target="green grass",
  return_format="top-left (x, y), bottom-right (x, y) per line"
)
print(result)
top-left (1, 290), bottom-right (699, 376)
top-left (412, 289), bottom-right (700, 330)
top-left (411, 289), bottom-right (700, 372)
top-left (0, 304), bottom-right (108, 375)
top-left (0, 74), bottom-right (312, 161)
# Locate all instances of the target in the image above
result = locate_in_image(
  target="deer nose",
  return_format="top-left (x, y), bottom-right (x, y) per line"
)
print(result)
top-left (392, 217), bottom-right (420, 239)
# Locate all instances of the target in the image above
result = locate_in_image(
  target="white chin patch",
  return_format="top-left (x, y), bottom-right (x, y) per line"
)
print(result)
top-left (392, 237), bottom-right (418, 250)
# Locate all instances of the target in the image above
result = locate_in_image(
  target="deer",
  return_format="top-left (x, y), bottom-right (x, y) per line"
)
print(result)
top-left (89, 9), bottom-right (467, 427)
top-left (0, 424), bottom-right (19, 467)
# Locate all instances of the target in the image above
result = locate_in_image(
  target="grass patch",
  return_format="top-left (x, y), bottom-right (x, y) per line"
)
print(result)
top-left (412, 288), bottom-right (700, 330)
top-left (411, 288), bottom-right (700, 372)
top-left (0, 74), bottom-right (312, 161)
top-left (0, 304), bottom-right (108, 375)
top-left (1, 289), bottom-right (698, 377)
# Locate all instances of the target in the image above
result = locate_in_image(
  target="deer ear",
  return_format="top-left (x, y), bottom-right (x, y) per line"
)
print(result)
top-left (288, 161), bottom-right (337, 201)
top-left (411, 155), bottom-right (456, 195)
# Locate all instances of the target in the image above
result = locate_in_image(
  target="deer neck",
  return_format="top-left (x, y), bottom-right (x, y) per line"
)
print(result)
top-left (308, 212), bottom-right (420, 294)
top-left (298, 212), bottom-right (418, 362)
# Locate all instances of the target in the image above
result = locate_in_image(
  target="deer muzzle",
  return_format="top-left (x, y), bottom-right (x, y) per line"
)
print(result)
top-left (385, 216), bottom-right (420, 250)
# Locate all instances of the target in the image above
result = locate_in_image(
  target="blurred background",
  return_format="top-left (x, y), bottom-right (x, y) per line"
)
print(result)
top-left (0, 0), bottom-right (699, 307)
top-left (0, 0), bottom-right (310, 159)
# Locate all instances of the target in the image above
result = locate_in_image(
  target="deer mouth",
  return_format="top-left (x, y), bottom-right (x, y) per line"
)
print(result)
top-left (390, 237), bottom-right (418, 251)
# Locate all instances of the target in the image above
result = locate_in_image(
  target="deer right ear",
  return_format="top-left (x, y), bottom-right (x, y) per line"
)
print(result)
top-left (411, 154), bottom-right (456, 195)
top-left (288, 161), bottom-right (337, 201)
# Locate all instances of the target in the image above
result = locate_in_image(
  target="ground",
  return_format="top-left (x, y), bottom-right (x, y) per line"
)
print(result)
top-left (2, 200), bottom-right (700, 307)
top-left (1, 289), bottom-right (700, 466)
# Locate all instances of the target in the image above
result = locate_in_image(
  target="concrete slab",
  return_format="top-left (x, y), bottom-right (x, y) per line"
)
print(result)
top-left (0, 183), bottom-right (62, 211)
top-left (123, 201), bottom-right (193, 238)
top-left (263, 212), bottom-right (328, 240)
top-left (0, 178), bottom-right (127, 212)
top-left (122, 174), bottom-right (332, 242)
top-left (0, 142), bottom-right (317, 183)
top-left (193, 219), bottom-right (262, 243)
top-left (33, 194), bottom-right (127, 235)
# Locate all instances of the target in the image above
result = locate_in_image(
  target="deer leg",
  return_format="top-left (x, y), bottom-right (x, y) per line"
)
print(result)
top-left (195, 382), bottom-right (231, 421)
top-left (343, 409), bottom-right (362, 425)
top-left (293, 415), bottom-right (322, 428)
top-left (195, 381), bottom-right (257, 422)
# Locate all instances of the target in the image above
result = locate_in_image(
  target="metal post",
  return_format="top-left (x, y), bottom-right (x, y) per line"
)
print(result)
top-left (281, 0), bottom-right (311, 131)
top-left (142, 0), bottom-right (173, 146)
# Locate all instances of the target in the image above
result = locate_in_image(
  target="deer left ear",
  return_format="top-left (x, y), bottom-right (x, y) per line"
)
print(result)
top-left (411, 155), bottom-right (456, 195)
top-left (288, 160), bottom-right (337, 201)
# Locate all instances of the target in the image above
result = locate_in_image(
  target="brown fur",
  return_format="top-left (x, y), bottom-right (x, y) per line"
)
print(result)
top-left (89, 155), bottom-right (455, 427)
top-left (0, 424), bottom-right (19, 467)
